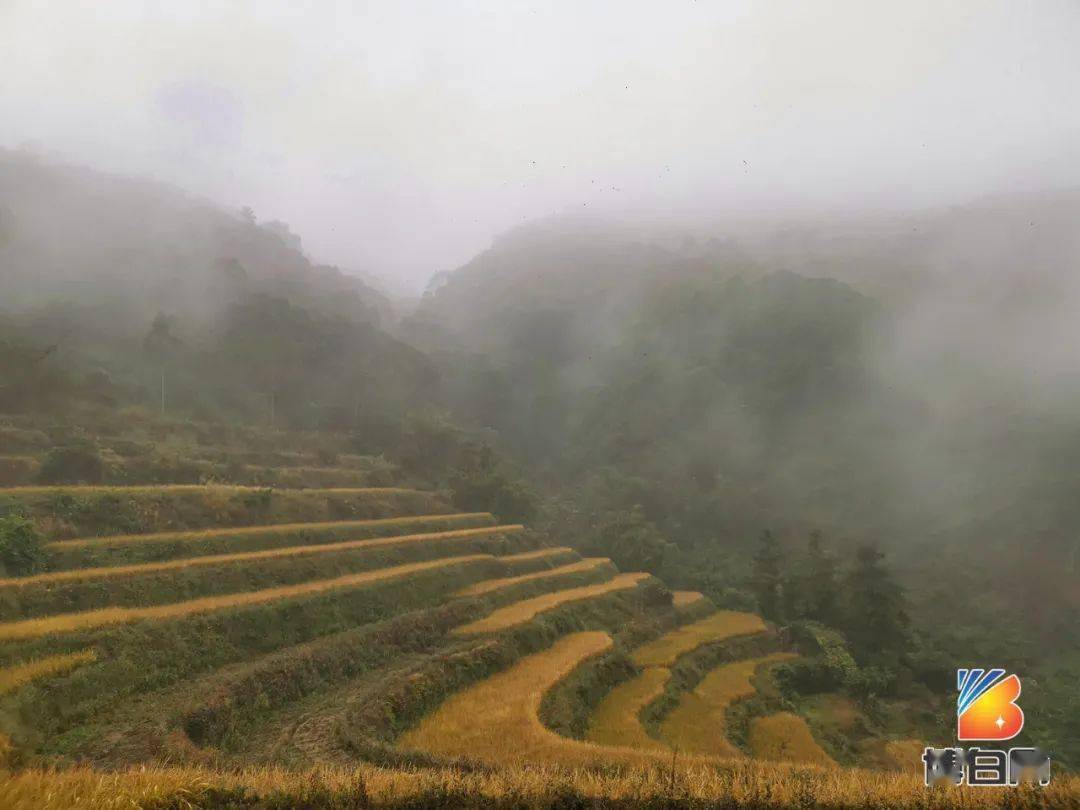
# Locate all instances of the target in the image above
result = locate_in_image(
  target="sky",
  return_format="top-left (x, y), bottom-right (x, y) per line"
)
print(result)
top-left (3, 1), bottom-right (1080, 292)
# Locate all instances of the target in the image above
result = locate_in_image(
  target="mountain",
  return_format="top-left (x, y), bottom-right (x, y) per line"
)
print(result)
top-left (0, 150), bottom-right (434, 424)
top-left (408, 212), bottom-right (1079, 654)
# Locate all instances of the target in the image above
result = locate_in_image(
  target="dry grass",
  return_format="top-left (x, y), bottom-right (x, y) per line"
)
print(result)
top-left (882, 739), bottom-right (928, 773)
top-left (457, 558), bottom-right (611, 597)
top-left (748, 712), bottom-right (835, 767)
top-left (1, 762), bottom-right (1076, 810)
top-left (0, 649), bottom-right (96, 695)
top-left (660, 653), bottom-right (796, 758)
top-left (453, 572), bottom-right (650, 635)
top-left (631, 610), bottom-right (767, 667)
top-left (45, 512), bottom-right (495, 552)
top-left (586, 666), bottom-right (670, 750)
top-left (0, 554), bottom-right (493, 642)
top-left (0, 521), bottom-right (512, 588)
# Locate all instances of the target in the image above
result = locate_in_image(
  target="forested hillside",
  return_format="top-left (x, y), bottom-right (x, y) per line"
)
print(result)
top-left (0, 150), bottom-right (431, 427)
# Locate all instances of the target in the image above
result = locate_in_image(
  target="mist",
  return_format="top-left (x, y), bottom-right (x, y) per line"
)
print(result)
top-left (4, 1), bottom-right (1080, 292)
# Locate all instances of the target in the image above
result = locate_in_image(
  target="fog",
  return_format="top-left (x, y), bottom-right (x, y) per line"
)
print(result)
top-left (4, 1), bottom-right (1080, 292)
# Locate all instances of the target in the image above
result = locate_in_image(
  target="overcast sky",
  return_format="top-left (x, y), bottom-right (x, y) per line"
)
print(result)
top-left (3, 1), bottom-right (1080, 292)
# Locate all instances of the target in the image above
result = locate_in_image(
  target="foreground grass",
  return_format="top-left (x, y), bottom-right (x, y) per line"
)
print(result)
top-left (631, 610), bottom-right (767, 667)
top-left (457, 557), bottom-right (612, 596)
top-left (749, 711), bottom-right (835, 767)
top-left (661, 653), bottom-right (796, 758)
top-left (1, 761), bottom-right (1076, 809)
top-left (453, 572), bottom-right (650, 634)
top-left (0, 554), bottom-right (495, 641)
top-left (0, 650), bottom-right (96, 695)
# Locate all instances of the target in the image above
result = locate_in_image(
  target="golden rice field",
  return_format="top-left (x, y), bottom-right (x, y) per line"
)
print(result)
top-left (0, 553), bottom-right (493, 641)
top-left (0, 522), bottom-right (515, 588)
top-left (660, 652), bottom-right (796, 758)
top-left (748, 711), bottom-right (835, 767)
top-left (397, 632), bottom-right (1079, 807)
top-left (457, 557), bottom-right (612, 596)
top-left (631, 610), bottom-right (767, 667)
top-left (585, 665), bottom-right (670, 750)
top-left (402, 631), bottom-right (658, 767)
top-left (671, 590), bottom-right (706, 608)
top-left (0, 649), bottom-right (96, 695)
top-left (498, 546), bottom-right (575, 562)
top-left (453, 572), bottom-right (650, 634)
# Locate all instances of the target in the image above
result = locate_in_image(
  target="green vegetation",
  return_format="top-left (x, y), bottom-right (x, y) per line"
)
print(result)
top-left (0, 516), bottom-right (44, 577)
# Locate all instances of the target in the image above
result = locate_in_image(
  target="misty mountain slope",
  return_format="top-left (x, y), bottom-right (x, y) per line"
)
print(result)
top-left (407, 221), bottom-right (919, 550)
top-left (0, 149), bottom-right (391, 329)
top-left (409, 217), bottom-right (1080, 608)
top-left (0, 151), bottom-right (435, 424)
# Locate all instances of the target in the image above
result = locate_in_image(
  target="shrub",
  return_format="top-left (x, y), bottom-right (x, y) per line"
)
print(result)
top-left (315, 446), bottom-right (340, 467)
top-left (641, 580), bottom-right (674, 608)
top-left (0, 514), bottom-right (46, 576)
top-left (36, 445), bottom-right (107, 485)
top-left (447, 445), bottom-right (537, 523)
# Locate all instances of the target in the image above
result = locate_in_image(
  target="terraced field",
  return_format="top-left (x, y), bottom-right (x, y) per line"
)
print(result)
top-left (2, 481), bottom-right (1077, 808)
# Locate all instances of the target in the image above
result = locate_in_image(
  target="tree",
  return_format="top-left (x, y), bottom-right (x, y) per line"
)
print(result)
top-left (843, 543), bottom-right (909, 659)
top-left (804, 530), bottom-right (838, 623)
top-left (751, 529), bottom-right (784, 620)
top-left (0, 515), bottom-right (46, 576)
top-left (596, 506), bottom-right (678, 577)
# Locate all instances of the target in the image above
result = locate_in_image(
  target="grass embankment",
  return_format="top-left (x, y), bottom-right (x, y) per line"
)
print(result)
top-left (24, 548), bottom-right (615, 763)
top-left (0, 485), bottom-right (448, 541)
top-left (41, 512), bottom-right (495, 570)
top-left (3, 761), bottom-right (1079, 810)
top-left (660, 653), bottom-right (796, 758)
top-left (0, 554), bottom-right (496, 642)
top-left (454, 573), bottom-right (650, 635)
top-left (0, 523), bottom-right (522, 618)
top-left (749, 711), bottom-right (835, 766)
top-left (1, 548), bottom-right (590, 756)
top-left (457, 557), bottom-right (613, 596)
top-left (200, 567), bottom-right (654, 763)
top-left (0, 650), bottom-right (96, 695)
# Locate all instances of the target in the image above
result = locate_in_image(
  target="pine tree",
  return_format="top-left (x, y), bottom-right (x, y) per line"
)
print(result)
top-left (844, 543), bottom-right (909, 658)
top-left (751, 529), bottom-right (784, 620)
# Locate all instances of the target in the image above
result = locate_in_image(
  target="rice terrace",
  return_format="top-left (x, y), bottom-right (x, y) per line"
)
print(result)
top-left (0, 427), bottom-right (1076, 807)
